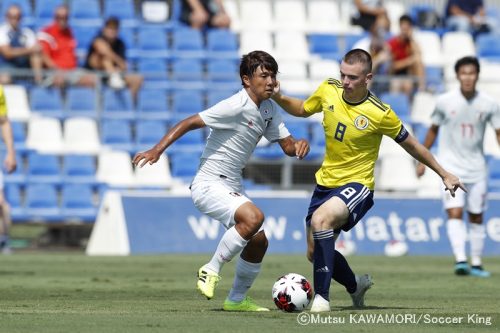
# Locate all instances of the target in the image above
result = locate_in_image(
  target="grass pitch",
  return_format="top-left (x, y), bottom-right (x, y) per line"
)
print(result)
top-left (0, 254), bottom-right (498, 333)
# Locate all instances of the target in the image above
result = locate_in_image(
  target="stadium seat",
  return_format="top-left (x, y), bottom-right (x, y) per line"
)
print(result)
top-left (380, 92), bottom-right (411, 123)
top-left (274, 0), bottom-right (307, 32)
top-left (135, 120), bottom-right (167, 151)
top-left (307, 0), bottom-right (345, 33)
top-left (416, 164), bottom-right (442, 198)
top-left (171, 58), bottom-right (205, 90)
top-left (35, 0), bottom-right (63, 20)
top-left (25, 183), bottom-right (62, 222)
top-left (134, 153), bottom-right (173, 188)
top-left (206, 29), bottom-right (239, 60)
top-left (476, 34), bottom-right (500, 62)
top-left (9, 121), bottom-right (28, 153)
top-left (137, 58), bottom-right (169, 89)
top-left (137, 25), bottom-right (170, 58)
top-left (488, 158), bottom-right (500, 192)
top-left (63, 117), bottom-right (101, 154)
top-left (442, 32), bottom-right (476, 69)
top-left (239, 31), bottom-right (274, 56)
top-left (137, 89), bottom-right (170, 120)
top-left (378, 135), bottom-right (403, 158)
top-left (344, 33), bottom-right (369, 53)
top-left (5, 183), bottom-right (27, 220)
top-left (386, 1), bottom-right (406, 34)
top-left (425, 66), bottom-right (445, 93)
top-left (103, 0), bottom-right (138, 27)
top-left (206, 89), bottom-right (237, 108)
top-left (172, 28), bottom-right (206, 59)
top-left (286, 121), bottom-right (310, 141)
top-left (223, 0), bottom-right (241, 32)
top-left (206, 59), bottom-right (239, 87)
top-left (102, 89), bottom-right (136, 120)
top-left (1, 0), bottom-right (34, 26)
top-left (141, 0), bottom-right (171, 24)
top-left (169, 151), bottom-right (202, 182)
top-left (174, 129), bottom-right (205, 148)
top-left (61, 183), bottom-right (97, 222)
top-left (3, 85), bottom-right (31, 121)
top-left (27, 152), bottom-right (63, 185)
top-left (414, 31), bottom-right (443, 67)
top-left (377, 155), bottom-right (418, 192)
top-left (66, 87), bottom-right (98, 118)
top-left (172, 90), bottom-right (204, 115)
top-left (100, 119), bottom-right (135, 153)
top-left (26, 117), bottom-right (64, 154)
top-left (275, 32), bottom-right (311, 61)
top-left (308, 34), bottom-right (341, 60)
top-left (279, 60), bottom-right (308, 82)
top-left (484, 126), bottom-right (500, 157)
top-left (30, 87), bottom-right (65, 119)
top-left (410, 91), bottom-right (436, 125)
top-left (2, 152), bottom-right (26, 185)
top-left (63, 154), bottom-right (97, 185)
top-left (309, 59), bottom-right (341, 87)
top-left (70, 0), bottom-right (102, 25)
top-left (72, 25), bottom-right (101, 61)
top-left (96, 150), bottom-right (135, 188)
top-left (239, 0), bottom-right (273, 31)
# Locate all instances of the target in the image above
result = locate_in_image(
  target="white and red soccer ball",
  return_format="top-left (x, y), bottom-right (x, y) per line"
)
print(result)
top-left (272, 273), bottom-right (313, 312)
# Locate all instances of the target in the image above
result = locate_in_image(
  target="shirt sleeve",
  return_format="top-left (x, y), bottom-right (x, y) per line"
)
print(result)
top-left (263, 103), bottom-right (290, 142)
top-left (303, 81), bottom-right (327, 116)
top-left (0, 27), bottom-right (8, 46)
top-left (23, 28), bottom-right (36, 48)
top-left (199, 97), bottom-right (240, 130)
top-left (378, 107), bottom-right (407, 142)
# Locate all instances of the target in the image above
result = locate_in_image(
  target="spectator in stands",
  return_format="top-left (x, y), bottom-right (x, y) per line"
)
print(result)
top-left (180, 0), bottom-right (231, 30)
top-left (0, 86), bottom-right (16, 255)
top-left (38, 5), bottom-right (96, 88)
top-left (0, 5), bottom-right (43, 84)
top-left (84, 17), bottom-right (143, 100)
top-left (387, 15), bottom-right (425, 97)
top-left (445, 0), bottom-right (493, 37)
top-left (351, 0), bottom-right (390, 33)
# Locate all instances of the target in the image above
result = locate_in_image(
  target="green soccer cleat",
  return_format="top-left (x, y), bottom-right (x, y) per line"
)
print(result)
top-left (222, 296), bottom-right (270, 312)
top-left (197, 265), bottom-right (221, 300)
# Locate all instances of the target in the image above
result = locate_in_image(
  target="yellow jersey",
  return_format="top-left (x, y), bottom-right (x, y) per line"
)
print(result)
top-left (0, 86), bottom-right (6, 117)
top-left (304, 79), bottom-right (408, 190)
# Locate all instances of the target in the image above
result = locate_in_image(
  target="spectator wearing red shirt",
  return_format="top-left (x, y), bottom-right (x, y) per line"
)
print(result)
top-left (38, 5), bottom-right (95, 87)
top-left (387, 14), bottom-right (425, 97)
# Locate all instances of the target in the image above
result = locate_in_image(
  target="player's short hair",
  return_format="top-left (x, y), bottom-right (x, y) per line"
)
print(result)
top-left (105, 16), bottom-right (120, 29)
top-left (454, 56), bottom-right (480, 74)
top-left (343, 49), bottom-right (372, 74)
top-left (399, 14), bottom-right (414, 25)
top-left (240, 50), bottom-right (278, 85)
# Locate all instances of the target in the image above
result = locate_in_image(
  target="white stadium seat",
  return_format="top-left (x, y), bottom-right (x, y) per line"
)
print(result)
top-left (240, 0), bottom-right (273, 31)
top-left (274, 31), bottom-right (311, 61)
top-left (96, 150), bottom-right (135, 187)
top-left (239, 31), bottom-right (274, 56)
top-left (3, 85), bottom-right (31, 121)
top-left (135, 153), bottom-right (173, 188)
top-left (410, 91), bottom-right (436, 125)
top-left (414, 30), bottom-right (443, 67)
top-left (377, 155), bottom-right (418, 192)
top-left (26, 116), bottom-right (64, 154)
top-left (63, 117), bottom-right (101, 154)
top-left (274, 0), bottom-right (307, 32)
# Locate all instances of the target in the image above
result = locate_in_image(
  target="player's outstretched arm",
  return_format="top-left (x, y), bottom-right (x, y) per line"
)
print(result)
top-left (271, 81), bottom-right (308, 117)
top-left (416, 124), bottom-right (439, 177)
top-left (278, 135), bottom-right (310, 159)
top-left (399, 134), bottom-right (466, 197)
top-left (133, 114), bottom-right (206, 167)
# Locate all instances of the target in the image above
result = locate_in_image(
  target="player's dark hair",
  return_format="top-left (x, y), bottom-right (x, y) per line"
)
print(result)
top-left (454, 56), bottom-right (480, 74)
top-left (105, 16), bottom-right (120, 29)
top-left (240, 50), bottom-right (278, 86)
top-left (399, 14), bottom-right (414, 25)
top-left (343, 48), bottom-right (372, 74)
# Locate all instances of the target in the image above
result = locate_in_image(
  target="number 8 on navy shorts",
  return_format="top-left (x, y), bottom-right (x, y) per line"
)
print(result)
top-left (305, 182), bottom-right (374, 232)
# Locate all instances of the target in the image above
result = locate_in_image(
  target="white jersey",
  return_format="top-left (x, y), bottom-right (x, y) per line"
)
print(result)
top-left (0, 23), bottom-right (36, 48)
top-left (431, 89), bottom-right (500, 182)
top-left (197, 89), bottom-right (290, 181)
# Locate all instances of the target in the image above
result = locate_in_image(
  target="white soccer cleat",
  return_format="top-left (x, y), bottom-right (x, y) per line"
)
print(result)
top-left (350, 274), bottom-right (373, 308)
top-left (309, 294), bottom-right (330, 312)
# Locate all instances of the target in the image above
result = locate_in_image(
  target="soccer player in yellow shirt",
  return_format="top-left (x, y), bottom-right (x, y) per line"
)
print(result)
top-left (0, 85), bottom-right (17, 254)
top-left (272, 49), bottom-right (465, 312)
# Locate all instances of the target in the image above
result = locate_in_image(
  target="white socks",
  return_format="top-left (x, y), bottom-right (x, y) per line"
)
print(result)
top-left (228, 258), bottom-right (262, 302)
top-left (447, 218), bottom-right (467, 263)
top-left (206, 226), bottom-right (248, 273)
top-left (469, 223), bottom-right (486, 267)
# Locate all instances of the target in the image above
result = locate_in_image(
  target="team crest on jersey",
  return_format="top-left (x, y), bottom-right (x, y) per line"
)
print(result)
top-left (354, 115), bottom-right (369, 130)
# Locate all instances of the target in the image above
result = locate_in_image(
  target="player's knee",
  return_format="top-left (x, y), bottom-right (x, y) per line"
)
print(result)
top-left (242, 209), bottom-right (265, 234)
top-left (310, 211), bottom-right (332, 230)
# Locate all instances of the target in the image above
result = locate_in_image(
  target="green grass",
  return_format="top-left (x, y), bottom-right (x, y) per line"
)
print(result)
top-left (0, 254), bottom-right (499, 333)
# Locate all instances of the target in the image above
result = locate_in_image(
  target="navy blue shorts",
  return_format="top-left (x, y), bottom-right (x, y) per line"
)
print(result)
top-left (305, 182), bottom-right (374, 232)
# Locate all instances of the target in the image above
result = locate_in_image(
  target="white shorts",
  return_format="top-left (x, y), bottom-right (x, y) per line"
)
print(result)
top-left (190, 176), bottom-right (251, 229)
top-left (441, 179), bottom-right (487, 214)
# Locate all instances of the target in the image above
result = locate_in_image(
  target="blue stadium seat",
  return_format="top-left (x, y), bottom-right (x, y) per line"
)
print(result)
top-left (66, 87), bottom-right (98, 118)
top-left (72, 25), bottom-right (100, 61)
top-left (137, 26), bottom-right (170, 58)
top-left (100, 119), bottom-right (135, 152)
top-left (102, 89), bottom-right (136, 120)
top-left (136, 120), bottom-right (167, 151)
top-left (10, 121), bottom-right (28, 153)
top-left (137, 58), bottom-right (169, 89)
top-left (206, 59), bottom-right (239, 87)
top-left (344, 33), bottom-right (369, 53)
top-left (70, 0), bottom-right (102, 24)
top-left (175, 129), bottom-right (205, 146)
top-left (63, 155), bottom-right (97, 185)
top-left (380, 92), bottom-right (411, 123)
top-left (119, 27), bottom-right (138, 59)
top-left (5, 183), bottom-right (27, 221)
top-left (3, 152), bottom-right (26, 185)
top-left (425, 66), bottom-right (444, 93)
top-left (27, 152), bottom-right (62, 185)
top-left (171, 58), bottom-right (205, 90)
top-left (308, 34), bottom-right (341, 60)
top-left (170, 151), bottom-right (202, 181)
top-left (25, 183), bottom-right (62, 222)
top-left (489, 158), bottom-right (500, 192)
top-left (476, 34), bottom-right (500, 62)
top-left (137, 89), bottom-right (170, 120)
top-left (206, 89), bottom-right (236, 108)
top-left (253, 144), bottom-right (285, 160)
top-left (35, 0), bottom-right (63, 20)
top-left (30, 87), bottom-right (65, 119)
top-left (286, 121), bottom-right (310, 141)
top-left (172, 27), bottom-right (206, 59)
top-left (172, 90), bottom-right (204, 116)
top-left (206, 29), bottom-right (239, 60)
top-left (1, 0), bottom-right (34, 27)
top-left (61, 184), bottom-right (97, 222)
top-left (103, 0), bottom-right (138, 27)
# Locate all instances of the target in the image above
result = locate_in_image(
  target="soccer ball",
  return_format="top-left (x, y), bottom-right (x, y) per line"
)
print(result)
top-left (384, 240), bottom-right (409, 257)
top-left (272, 273), bottom-right (312, 312)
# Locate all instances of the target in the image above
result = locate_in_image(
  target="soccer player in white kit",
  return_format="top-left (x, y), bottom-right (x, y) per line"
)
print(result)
top-left (417, 56), bottom-right (500, 277)
top-left (133, 51), bottom-right (310, 311)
